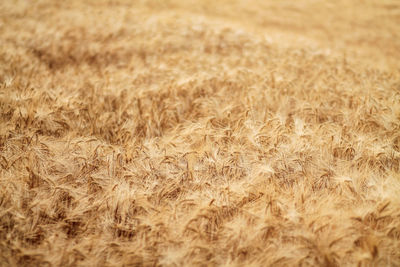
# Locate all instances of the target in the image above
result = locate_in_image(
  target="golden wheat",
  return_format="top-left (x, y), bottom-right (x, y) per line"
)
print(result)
top-left (1, 0), bottom-right (400, 266)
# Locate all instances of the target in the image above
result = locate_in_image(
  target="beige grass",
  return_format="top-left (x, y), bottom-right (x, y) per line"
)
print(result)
top-left (1, 0), bottom-right (400, 266)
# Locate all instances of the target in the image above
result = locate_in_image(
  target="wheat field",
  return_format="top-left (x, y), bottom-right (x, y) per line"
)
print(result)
top-left (1, 0), bottom-right (400, 266)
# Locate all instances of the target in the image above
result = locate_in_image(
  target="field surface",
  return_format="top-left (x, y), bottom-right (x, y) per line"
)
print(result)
top-left (1, 0), bottom-right (400, 266)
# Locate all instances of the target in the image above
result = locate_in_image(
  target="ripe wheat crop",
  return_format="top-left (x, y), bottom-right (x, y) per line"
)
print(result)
top-left (1, 0), bottom-right (400, 266)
